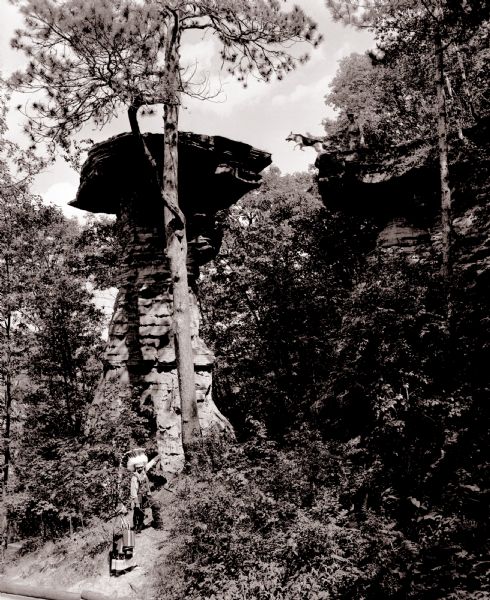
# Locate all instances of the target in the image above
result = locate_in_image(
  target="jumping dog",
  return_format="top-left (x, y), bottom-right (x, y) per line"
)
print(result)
top-left (286, 132), bottom-right (325, 153)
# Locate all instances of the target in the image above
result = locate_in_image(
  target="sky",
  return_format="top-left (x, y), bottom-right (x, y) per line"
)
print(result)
top-left (0, 0), bottom-right (374, 220)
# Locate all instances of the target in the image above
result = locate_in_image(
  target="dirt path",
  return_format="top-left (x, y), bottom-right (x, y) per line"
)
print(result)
top-left (0, 490), bottom-right (177, 600)
top-left (2, 524), bottom-right (170, 600)
top-left (69, 526), bottom-right (171, 599)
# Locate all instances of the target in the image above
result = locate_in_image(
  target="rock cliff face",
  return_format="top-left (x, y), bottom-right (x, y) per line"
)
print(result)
top-left (316, 139), bottom-right (439, 251)
top-left (315, 116), bottom-right (490, 276)
top-left (72, 132), bottom-right (271, 471)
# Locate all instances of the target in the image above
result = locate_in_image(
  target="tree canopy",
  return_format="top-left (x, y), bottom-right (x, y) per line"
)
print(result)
top-left (11, 0), bottom-right (322, 149)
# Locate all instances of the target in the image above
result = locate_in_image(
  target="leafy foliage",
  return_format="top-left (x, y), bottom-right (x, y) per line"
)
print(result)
top-left (323, 2), bottom-right (490, 149)
top-left (157, 436), bottom-right (414, 600)
top-left (0, 148), bottom-right (108, 537)
top-left (200, 168), bottom-right (376, 437)
top-left (195, 157), bottom-right (489, 597)
top-left (324, 52), bottom-right (435, 147)
top-left (75, 215), bottom-right (123, 289)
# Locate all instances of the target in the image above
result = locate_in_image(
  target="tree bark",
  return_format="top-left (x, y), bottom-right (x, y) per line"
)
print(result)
top-left (435, 27), bottom-right (453, 323)
top-left (444, 73), bottom-right (464, 140)
top-left (1, 275), bottom-right (12, 551)
top-left (1, 373), bottom-right (11, 550)
top-left (163, 11), bottom-right (203, 466)
top-left (456, 47), bottom-right (478, 122)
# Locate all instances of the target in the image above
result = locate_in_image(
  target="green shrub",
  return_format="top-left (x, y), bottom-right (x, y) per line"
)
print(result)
top-left (156, 436), bottom-right (412, 599)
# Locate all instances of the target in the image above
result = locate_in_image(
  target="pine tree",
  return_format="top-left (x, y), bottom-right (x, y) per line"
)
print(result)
top-left (11, 0), bottom-right (322, 466)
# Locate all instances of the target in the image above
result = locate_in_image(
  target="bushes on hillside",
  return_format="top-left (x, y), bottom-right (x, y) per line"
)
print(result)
top-left (192, 166), bottom-right (489, 598)
top-left (156, 436), bottom-right (415, 599)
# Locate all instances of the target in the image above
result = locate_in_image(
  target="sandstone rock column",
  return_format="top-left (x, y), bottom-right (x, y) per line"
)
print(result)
top-left (72, 132), bottom-right (271, 472)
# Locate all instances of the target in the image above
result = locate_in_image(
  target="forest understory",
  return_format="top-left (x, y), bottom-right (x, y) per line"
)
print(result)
top-left (1, 1), bottom-right (489, 599)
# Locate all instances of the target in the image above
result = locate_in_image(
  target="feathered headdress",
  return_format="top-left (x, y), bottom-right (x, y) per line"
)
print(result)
top-left (125, 448), bottom-right (148, 472)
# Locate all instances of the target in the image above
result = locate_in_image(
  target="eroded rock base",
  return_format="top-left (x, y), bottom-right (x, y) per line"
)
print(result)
top-left (88, 201), bottom-right (232, 472)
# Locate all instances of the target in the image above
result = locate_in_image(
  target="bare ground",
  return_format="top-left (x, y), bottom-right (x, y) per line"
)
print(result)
top-left (0, 489), bottom-right (177, 600)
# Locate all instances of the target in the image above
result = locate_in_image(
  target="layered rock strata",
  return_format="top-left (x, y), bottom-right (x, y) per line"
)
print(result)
top-left (315, 116), bottom-right (490, 260)
top-left (72, 132), bottom-right (271, 471)
top-left (315, 141), bottom-right (438, 250)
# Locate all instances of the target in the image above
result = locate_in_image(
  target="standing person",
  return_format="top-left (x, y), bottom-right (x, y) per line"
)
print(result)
top-left (346, 112), bottom-right (365, 150)
top-left (127, 449), bottom-right (163, 533)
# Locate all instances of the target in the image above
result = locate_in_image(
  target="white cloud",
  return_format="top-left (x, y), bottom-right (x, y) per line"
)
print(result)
top-left (271, 74), bottom-right (332, 108)
top-left (183, 73), bottom-right (271, 117)
top-left (180, 36), bottom-right (217, 74)
top-left (41, 181), bottom-right (84, 221)
top-left (269, 42), bottom-right (356, 110)
top-left (334, 41), bottom-right (355, 61)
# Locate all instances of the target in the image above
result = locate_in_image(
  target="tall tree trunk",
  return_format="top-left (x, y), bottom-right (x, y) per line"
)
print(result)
top-left (3, 372), bottom-right (11, 492)
top-left (1, 384), bottom-right (11, 552)
top-left (456, 47), bottom-right (478, 122)
top-left (2, 312), bottom-right (12, 551)
top-left (435, 27), bottom-right (453, 324)
top-left (163, 10), bottom-right (202, 466)
top-left (444, 73), bottom-right (464, 140)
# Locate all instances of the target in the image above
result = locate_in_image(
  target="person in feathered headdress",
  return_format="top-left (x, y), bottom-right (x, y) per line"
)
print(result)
top-left (126, 448), bottom-right (163, 533)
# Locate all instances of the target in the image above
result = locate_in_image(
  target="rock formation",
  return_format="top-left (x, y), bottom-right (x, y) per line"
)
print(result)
top-left (315, 116), bottom-right (490, 269)
top-left (72, 132), bottom-right (271, 471)
top-left (315, 139), bottom-right (438, 251)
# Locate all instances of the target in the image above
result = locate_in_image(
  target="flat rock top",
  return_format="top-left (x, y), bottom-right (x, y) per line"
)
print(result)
top-left (316, 115), bottom-right (490, 188)
top-left (72, 132), bottom-right (272, 215)
top-left (315, 115), bottom-right (490, 218)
